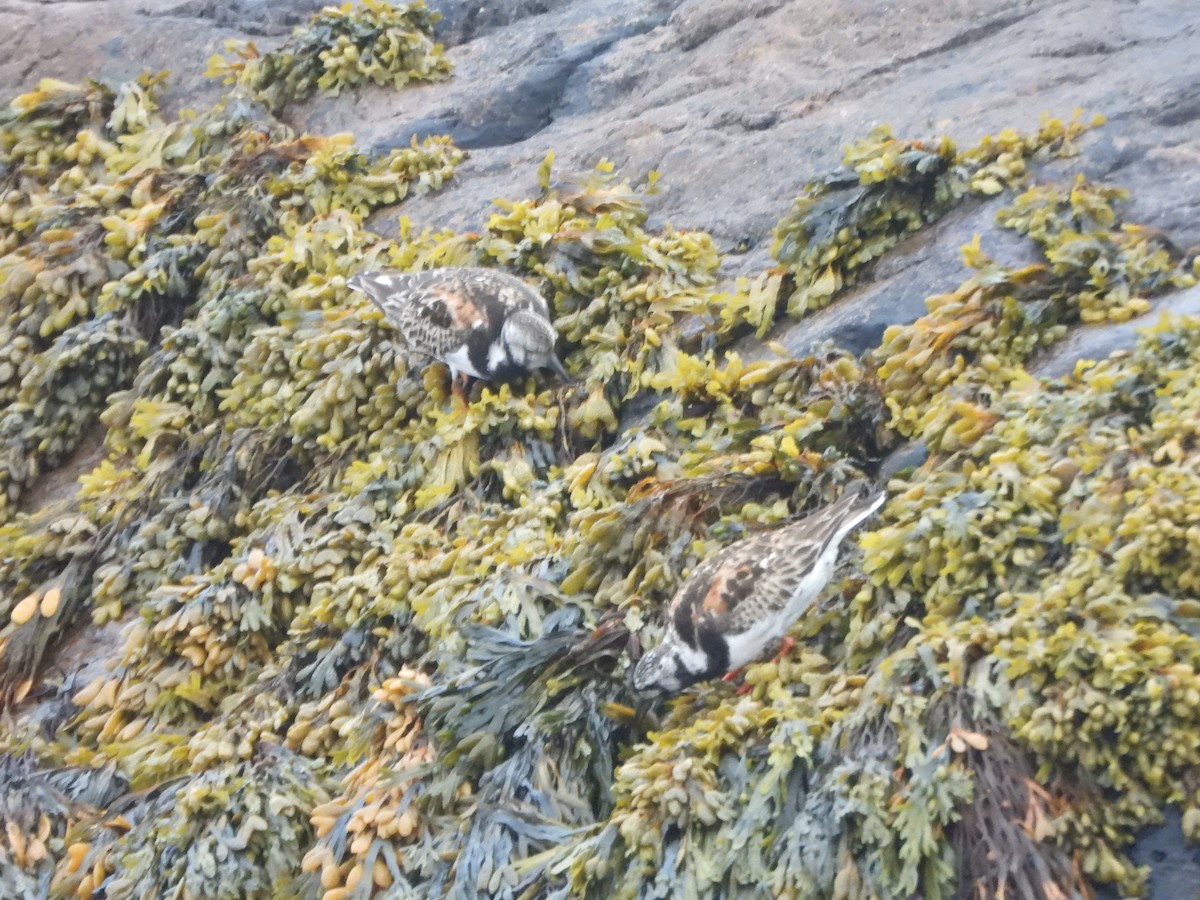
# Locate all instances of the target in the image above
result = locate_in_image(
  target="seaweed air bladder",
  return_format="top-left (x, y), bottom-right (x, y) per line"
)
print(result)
top-left (0, 1), bottom-right (1198, 897)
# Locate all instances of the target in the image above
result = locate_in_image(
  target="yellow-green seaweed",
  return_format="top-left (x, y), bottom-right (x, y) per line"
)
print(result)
top-left (0, 5), bottom-right (1197, 899)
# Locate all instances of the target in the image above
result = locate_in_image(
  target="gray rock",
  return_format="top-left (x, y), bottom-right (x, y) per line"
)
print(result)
top-left (6, 0), bottom-right (1199, 287)
top-left (0, 0), bottom-right (327, 116)
top-left (1034, 283), bottom-right (1200, 379)
top-left (743, 196), bottom-right (1040, 361)
top-left (1098, 809), bottom-right (1200, 900)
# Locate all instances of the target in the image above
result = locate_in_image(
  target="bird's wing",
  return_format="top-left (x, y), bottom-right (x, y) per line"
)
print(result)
top-left (667, 487), bottom-right (883, 637)
top-left (349, 271), bottom-right (489, 357)
top-left (460, 268), bottom-right (550, 319)
top-left (667, 533), bottom-right (800, 639)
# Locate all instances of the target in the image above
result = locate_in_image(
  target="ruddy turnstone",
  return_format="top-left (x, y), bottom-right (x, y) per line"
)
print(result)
top-left (631, 483), bottom-right (885, 693)
top-left (347, 267), bottom-right (570, 395)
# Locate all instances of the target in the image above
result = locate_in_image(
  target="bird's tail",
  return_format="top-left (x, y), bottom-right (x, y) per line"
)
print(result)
top-left (824, 481), bottom-right (886, 546)
top-left (346, 274), bottom-right (383, 303)
top-left (347, 273), bottom-right (411, 321)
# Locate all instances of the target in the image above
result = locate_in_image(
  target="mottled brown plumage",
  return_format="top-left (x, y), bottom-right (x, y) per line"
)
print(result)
top-left (347, 267), bottom-right (569, 385)
top-left (632, 483), bottom-right (885, 693)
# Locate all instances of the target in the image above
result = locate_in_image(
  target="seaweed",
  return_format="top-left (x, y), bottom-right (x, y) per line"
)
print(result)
top-left (771, 113), bottom-right (1104, 318)
top-left (0, 3), bottom-right (1198, 898)
top-left (205, 0), bottom-right (451, 112)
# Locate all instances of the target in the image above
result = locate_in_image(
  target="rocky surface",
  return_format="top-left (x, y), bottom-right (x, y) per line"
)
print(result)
top-left (0, 0), bottom-right (327, 113)
top-left (1034, 281), bottom-right (1200, 378)
top-left (1121, 809), bottom-right (1200, 900)
top-left (4, 0), bottom-right (1200, 895)
top-left (4, 0), bottom-right (1197, 356)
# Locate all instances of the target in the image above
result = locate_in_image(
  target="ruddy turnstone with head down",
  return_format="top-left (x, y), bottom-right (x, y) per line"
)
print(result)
top-left (347, 267), bottom-right (570, 396)
top-left (632, 482), bottom-right (885, 694)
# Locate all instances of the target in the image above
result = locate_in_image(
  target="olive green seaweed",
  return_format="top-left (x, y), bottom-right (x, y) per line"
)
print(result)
top-left (0, 3), bottom-right (1198, 899)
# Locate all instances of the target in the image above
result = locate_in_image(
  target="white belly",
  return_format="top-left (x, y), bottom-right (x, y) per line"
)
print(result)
top-left (724, 539), bottom-right (842, 670)
top-left (725, 615), bottom-right (784, 670)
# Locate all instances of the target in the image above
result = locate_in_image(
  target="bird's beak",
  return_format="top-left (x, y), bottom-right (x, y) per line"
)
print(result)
top-left (632, 694), bottom-right (659, 729)
top-left (548, 354), bottom-right (574, 383)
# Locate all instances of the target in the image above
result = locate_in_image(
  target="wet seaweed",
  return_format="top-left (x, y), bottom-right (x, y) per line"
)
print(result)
top-left (0, 4), bottom-right (1198, 899)
top-left (205, 0), bottom-right (451, 112)
top-left (771, 113), bottom-right (1104, 318)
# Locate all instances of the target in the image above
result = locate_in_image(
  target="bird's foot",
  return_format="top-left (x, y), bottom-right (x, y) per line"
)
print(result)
top-left (721, 668), bottom-right (753, 695)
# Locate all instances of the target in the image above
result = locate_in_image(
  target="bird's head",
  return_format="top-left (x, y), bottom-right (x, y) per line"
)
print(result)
top-left (631, 642), bottom-right (691, 695)
top-left (502, 311), bottom-right (571, 380)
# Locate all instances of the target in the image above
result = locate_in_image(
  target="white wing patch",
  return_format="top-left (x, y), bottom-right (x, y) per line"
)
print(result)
top-left (486, 341), bottom-right (508, 373)
top-left (727, 493), bottom-right (886, 670)
top-left (441, 345), bottom-right (485, 379)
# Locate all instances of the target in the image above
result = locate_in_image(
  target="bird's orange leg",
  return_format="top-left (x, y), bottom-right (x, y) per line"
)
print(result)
top-left (723, 636), bottom-right (797, 694)
top-left (772, 635), bottom-right (796, 662)
top-left (451, 372), bottom-right (470, 406)
top-left (721, 667), bottom-right (753, 695)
